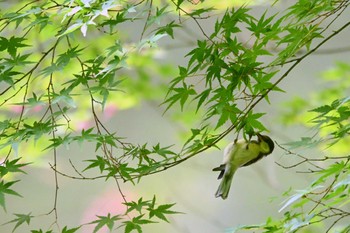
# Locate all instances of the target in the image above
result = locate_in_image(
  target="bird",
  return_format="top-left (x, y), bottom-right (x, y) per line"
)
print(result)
top-left (213, 133), bottom-right (275, 199)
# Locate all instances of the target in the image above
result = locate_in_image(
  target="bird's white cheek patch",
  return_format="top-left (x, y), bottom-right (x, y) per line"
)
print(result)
top-left (260, 143), bottom-right (270, 154)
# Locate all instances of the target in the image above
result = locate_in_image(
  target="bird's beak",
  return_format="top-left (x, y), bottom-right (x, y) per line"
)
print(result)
top-left (257, 133), bottom-right (263, 142)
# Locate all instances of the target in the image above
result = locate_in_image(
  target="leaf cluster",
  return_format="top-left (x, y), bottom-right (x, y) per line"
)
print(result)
top-left (86, 196), bottom-right (179, 233)
top-left (163, 0), bottom-right (347, 160)
top-left (0, 158), bottom-right (28, 211)
top-left (83, 143), bottom-right (178, 182)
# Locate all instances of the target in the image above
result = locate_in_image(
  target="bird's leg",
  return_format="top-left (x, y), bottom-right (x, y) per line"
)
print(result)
top-left (245, 133), bottom-right (253, 149)
top-left (234, 134), bottom-right (239, 144)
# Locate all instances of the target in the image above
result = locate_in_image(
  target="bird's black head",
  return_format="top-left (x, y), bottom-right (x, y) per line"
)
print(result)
top-left (257, 133), bottom-right (275, 154)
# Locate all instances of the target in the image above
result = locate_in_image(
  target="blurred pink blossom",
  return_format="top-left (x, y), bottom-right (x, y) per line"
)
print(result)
top-left (103, 104), bottom-right (118, 120)
top-left (76, 120), bottom-right (93, 130)
top-left (81, 189), bottom-right (131, 233)
top-left (10, 105), bottom-right (24, 113)
top-left (32, 105), bottom-right (43, 112)
top-left (9, 105), bottom-right (43, 114)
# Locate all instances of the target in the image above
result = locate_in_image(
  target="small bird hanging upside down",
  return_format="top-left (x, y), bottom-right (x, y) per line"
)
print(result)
top-left (213, 133), bottom-right (275, 199)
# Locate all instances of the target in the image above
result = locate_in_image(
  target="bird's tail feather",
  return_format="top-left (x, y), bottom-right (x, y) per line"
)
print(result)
top-left (215, 170), bottom-right (235, 199)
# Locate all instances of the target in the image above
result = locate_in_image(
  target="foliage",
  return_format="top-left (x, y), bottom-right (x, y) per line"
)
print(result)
top-left (0, 0), bottom-right (350, 232)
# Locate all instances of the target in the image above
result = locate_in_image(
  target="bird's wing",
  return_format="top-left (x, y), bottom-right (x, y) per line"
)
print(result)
top-left (241, 152), bottom-right (266, 167)
top-left (240, 140), bottom-right (270, 167)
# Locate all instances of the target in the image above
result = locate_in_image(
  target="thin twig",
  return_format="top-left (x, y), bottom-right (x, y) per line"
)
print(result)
top-left (49, 163), bottom-right (107, 180)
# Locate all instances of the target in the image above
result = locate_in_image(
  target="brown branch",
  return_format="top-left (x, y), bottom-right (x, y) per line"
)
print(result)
top-left (49, 163), bottom-right (106, 180)
top-left (275, 141), bottom-right (350, 171)
top-left (140, 0), bottom-right (153, 40)
top-left (45, 38), bottom-right (61, 227)
top-left (170, 0), bottom-right (215, 44)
